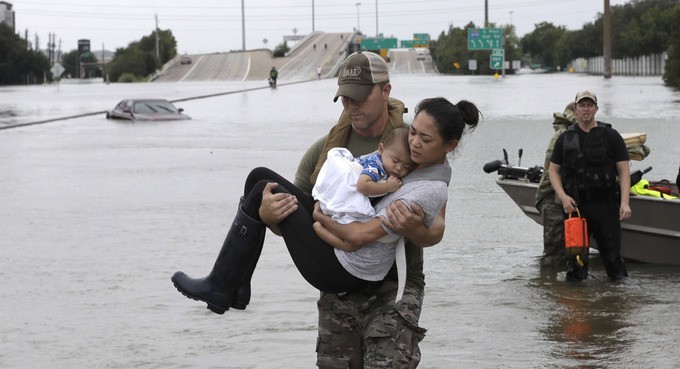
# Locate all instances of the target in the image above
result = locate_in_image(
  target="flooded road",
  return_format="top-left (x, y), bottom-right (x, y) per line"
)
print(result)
top-left (1, 74), bottom-right (680, 368)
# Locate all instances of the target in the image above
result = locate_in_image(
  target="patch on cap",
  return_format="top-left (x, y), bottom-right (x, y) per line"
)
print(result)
top-left (575, 90), bottom-right (597, 105)
top-left (334, 51), bottom-right (390, 102)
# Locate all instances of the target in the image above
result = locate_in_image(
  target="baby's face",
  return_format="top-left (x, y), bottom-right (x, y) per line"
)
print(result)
top-left (381, 144), bottom-right (415, 178)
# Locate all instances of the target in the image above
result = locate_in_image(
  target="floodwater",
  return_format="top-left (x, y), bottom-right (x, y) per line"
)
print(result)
top-left (1, 74), bottom-right (680, 368)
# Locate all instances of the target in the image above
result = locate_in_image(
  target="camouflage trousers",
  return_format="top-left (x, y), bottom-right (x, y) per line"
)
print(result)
top-left (316, 279), bottom-right (426, 369)
top-left (538, 196), bottom-right (567, 265)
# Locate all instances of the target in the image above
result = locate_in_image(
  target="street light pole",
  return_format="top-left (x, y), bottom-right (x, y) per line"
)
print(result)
top-left (356, 3), bottom-right (361, 32)
top-left (312, 0), bottom-right (315, 32)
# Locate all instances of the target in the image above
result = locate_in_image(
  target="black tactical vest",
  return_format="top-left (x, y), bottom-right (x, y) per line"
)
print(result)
top-left (560, 123), bottom-right (618, 199)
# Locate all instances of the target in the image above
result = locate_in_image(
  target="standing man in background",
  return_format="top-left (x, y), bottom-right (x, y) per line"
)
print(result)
top-left (548, 91), bottom-right (631, 281)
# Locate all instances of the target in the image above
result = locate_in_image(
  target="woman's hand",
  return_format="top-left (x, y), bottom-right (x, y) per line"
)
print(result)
top-left (382, 200), bottom-right (425, 238)
top-left (383, 200), bottom-right (446, 247)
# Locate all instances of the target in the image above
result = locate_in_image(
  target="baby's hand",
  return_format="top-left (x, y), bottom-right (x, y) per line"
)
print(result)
top-left (385, 176), bottom-right (403, 192)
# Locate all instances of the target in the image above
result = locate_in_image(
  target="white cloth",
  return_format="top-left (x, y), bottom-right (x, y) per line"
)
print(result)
top-left (312, 148), bottom-right (377, 224)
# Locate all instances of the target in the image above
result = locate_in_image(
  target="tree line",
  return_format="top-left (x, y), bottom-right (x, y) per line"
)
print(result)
top-left (1, 0), bottom-right (679, 88)
top-left (431, 0), bottom-right (680, 89)
top-left (0, 23), bottom-right (50, 85)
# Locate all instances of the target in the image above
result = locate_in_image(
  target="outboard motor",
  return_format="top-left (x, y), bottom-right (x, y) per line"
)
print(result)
top-left (483, 148), bottom-right (543, 183)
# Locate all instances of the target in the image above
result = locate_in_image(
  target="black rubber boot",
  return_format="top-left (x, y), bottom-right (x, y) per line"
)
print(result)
top-left (230, 236), bottom-right (264, 310)
top-left (230, 197), bottom-right (265, 310)
top-left (171, 206), bottom-right (265, 314)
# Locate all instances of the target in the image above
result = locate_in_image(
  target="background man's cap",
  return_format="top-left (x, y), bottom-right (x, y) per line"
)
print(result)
top-left (575, 90), bottom-right (597, 105)
top-left (334, 51), bottom-right (390, 102)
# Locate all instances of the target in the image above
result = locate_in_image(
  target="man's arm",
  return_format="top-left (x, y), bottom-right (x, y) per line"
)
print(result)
top-left (617, 160), bottom-right (632, 220)
top-left (313, 203), bottom-right (387, 251)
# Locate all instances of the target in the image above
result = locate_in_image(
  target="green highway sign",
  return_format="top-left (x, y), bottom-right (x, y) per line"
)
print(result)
top-left (490, 54), bottom-right (504, 69)
top-left (401, 40), bottom-right (429, 48)
top-left (360, 37), bottom-right (398, 50)
top-left (413, 33), bottom-right (430, 42)
top-left (468, 28), bottom-right (503, 50)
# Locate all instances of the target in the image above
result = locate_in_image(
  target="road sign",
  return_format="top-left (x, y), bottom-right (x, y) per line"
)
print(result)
top-left (490, 55), bottom-right (504, 69)
top-left (401, 40), bottom-right (429, 48)
top-left (360, 37), bottom-right (398, 50)
top-left (469, 59), bottom-right (478, 71)
top-left (413, 33), bottom-right (430, 42)
top-left (468, 28), bottom-right (503, 50)
top-left (50, 63), bottom-right (65, 77)
top-left (492, 48), bottom-right (504, 56)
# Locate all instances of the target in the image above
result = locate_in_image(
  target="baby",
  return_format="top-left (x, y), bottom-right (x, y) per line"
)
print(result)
top-left (312, 127), bottom-right (414, 247)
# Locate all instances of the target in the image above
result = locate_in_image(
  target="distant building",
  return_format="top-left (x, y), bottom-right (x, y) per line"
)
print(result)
top-left (0, 1), bottom-right (14, 32)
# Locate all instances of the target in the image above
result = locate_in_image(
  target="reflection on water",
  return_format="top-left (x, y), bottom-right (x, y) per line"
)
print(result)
top-left (534, 264), bottom-right (633, 368)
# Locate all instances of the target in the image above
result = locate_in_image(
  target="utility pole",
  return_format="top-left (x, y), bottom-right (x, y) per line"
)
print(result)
top-left (484, 0), bottom-right (488, 27)
top-left (375, 0), bottom-right (378, 37)
top-left (603, 0), bottom-right (612, 78)
top-left (241, 0), bottom-right (246, 51)
top-left (155, 13), bottom-right (160, 60)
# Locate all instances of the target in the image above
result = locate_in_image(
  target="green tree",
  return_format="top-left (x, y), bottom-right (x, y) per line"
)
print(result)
top-left (663, 3), bottom-right (680, 89)
top-left (521, 22), bottom-right (567, 69)
top-left (104, 28), bottom-right (177, 82)
top-left (503, 24), bottom-right (522, 68)
top-left (273, 41), bottom-right (289, 57)
top-left (0, 23), bottom-right (50, 85)
top-left (61, 49), bottom-right (98, 78)
top-left (430, 22), bottom-right (499, 75)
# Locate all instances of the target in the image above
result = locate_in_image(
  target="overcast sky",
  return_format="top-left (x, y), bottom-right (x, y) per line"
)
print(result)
top-left (11, 0), bottom-right (631, 55)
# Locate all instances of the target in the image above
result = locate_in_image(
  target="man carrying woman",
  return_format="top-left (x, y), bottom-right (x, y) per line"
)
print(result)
top-left (171, 51), bottom-right (481, 368)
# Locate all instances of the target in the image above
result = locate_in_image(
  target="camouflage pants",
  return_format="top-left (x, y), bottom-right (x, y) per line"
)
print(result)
top-left (316, 279), bottom-right (426, 369)
top-left (538, 196), bottom-right (566, 265)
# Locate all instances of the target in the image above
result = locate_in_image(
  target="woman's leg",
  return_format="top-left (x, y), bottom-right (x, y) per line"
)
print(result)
top-left (244, 167), bottom-right (316, 214)
top-left (243, 167), bottom-right (365, 293)
top-left (171, 167), bottom-right (364, 315)
top-left (243, 178), bottom-right (365, 293)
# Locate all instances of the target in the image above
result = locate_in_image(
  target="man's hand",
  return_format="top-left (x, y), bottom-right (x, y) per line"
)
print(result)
top-left (559, 194), bottom-right (578, 214)
top-left (382, 200), bottom-right (425, 238)
top-left (619, 202), bottom-right (632, 220)
top-left (259, 182), bottom-right (298, 226)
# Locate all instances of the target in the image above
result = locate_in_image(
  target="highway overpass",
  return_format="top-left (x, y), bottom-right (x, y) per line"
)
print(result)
top-left (153, 31), bottom-right (436, 83)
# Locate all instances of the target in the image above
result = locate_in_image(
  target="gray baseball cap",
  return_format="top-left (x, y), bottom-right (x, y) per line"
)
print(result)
top-left (575, 90), bottom-right (597, 105)
top-left (334, 51), bottom-right (390, 102)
